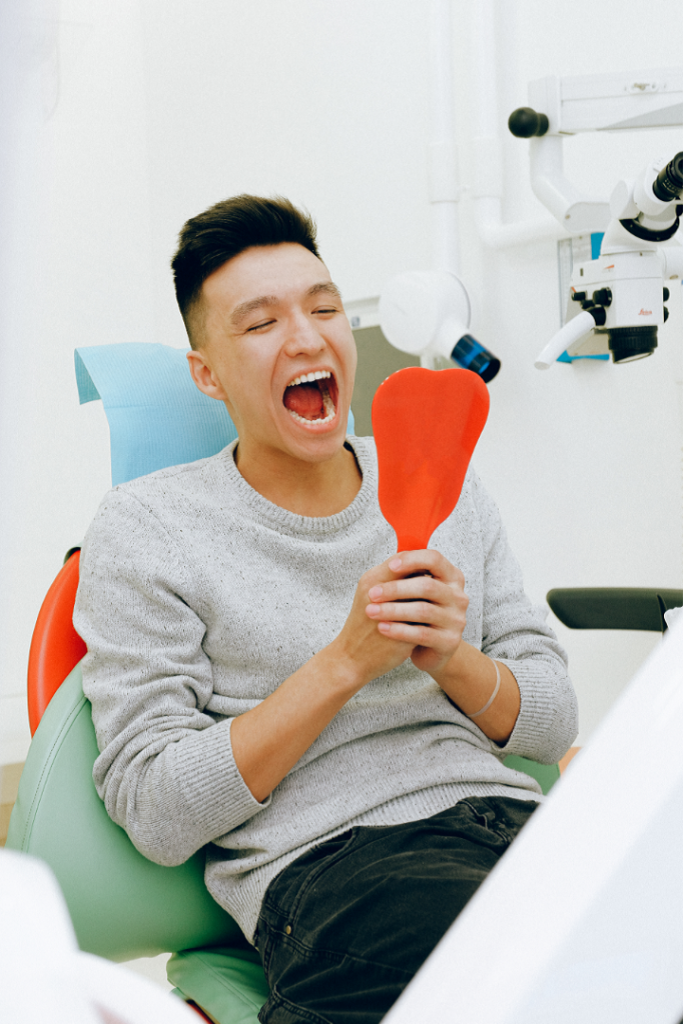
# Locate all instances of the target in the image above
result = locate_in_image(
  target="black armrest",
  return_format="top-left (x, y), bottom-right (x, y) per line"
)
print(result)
top-left (546, 588), bottom-right (683, 632)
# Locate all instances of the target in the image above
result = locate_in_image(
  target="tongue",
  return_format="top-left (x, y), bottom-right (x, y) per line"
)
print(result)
top-left (284, 381), bottom-right (325, 420)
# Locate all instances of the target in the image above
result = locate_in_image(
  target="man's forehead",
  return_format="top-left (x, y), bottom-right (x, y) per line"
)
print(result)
top-left (202, 245), bottom-right (339, 320)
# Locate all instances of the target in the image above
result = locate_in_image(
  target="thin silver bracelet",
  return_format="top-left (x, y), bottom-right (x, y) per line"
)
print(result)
top-left (468, 658), bottom-right (501, 719)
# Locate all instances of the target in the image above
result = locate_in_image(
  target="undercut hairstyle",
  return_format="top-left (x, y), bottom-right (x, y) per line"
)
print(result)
top-left (172, 194), bottom-right (321, 348)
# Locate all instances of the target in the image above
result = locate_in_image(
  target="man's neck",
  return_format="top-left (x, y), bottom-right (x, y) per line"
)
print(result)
top-left (234, 442), bottom-right (362, 517)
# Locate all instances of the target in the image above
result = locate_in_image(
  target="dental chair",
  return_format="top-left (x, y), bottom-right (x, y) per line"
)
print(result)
top-left (6, 344), bottom-right (559, 1024)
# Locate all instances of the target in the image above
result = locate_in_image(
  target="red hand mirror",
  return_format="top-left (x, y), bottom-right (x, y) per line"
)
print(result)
top-left (371, 367), bottom-right (489, 551)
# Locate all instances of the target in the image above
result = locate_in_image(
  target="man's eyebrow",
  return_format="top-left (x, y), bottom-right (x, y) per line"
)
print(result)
top-left (307, 281), bottom-right (342, 301)
top-left (229, 295), bottom-right (280, 329)
top-left (229, 282), bottom-right (342, 328)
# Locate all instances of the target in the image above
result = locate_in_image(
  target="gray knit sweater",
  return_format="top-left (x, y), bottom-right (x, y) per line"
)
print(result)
top-left (74, 436), bottom-right (577, 943)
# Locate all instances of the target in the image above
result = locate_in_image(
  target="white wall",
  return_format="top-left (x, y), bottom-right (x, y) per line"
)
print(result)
top-left (1, 0), bottom-right (682, 764)
top-left (453, 0), bottom-right (683, 738)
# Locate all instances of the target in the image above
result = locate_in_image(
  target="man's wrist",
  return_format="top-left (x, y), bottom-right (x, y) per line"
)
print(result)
top-left (316, 642), bottom-right (369, 698)
top-left (430, 641), bottom-right (498, 713)
top-left (427, 641), bottom-right (467, 691)
top-left (431, 642), bottom-right (520, 743)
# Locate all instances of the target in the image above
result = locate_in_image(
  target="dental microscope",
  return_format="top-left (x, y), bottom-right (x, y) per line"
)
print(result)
top-left (532, 149), bottom-right (683, 368)
top-left (507, 69), bottom-right (683, 369)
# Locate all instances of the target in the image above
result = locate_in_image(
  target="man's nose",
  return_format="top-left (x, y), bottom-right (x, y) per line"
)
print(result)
top-left (283, 313), bottom-right (325, 356)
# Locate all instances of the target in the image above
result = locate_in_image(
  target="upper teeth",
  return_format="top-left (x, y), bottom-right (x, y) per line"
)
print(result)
top-left (287, 370), bottom-right (332, 388)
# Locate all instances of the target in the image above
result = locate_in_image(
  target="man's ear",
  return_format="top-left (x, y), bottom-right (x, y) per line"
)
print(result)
top-left (186, 350), bottom-right (228, 402)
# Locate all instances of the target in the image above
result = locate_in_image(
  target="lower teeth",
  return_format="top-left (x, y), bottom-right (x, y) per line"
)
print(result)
top-left (287, 408), bottom-right (335, 425)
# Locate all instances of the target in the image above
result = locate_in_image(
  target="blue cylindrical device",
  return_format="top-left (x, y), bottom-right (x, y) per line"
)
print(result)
top-left (450, 335), bottom-right (501, 383)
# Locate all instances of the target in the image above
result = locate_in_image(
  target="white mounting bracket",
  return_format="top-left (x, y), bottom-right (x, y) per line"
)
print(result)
top-left (520, 68), bottom-right (683, 232)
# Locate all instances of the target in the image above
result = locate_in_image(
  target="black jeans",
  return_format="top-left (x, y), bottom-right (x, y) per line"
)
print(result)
top-left (255, 796), bottom-right (537, 1024)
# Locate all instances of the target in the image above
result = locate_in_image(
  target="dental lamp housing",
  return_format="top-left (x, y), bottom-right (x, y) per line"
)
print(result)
top-left (379, 270), bottom-right (500, 382)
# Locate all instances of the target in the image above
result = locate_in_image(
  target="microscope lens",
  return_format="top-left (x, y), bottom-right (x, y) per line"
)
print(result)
top-left (608, 326), bottom-right (658, 363)
top-left (653, 152), bottom-right (683, 202)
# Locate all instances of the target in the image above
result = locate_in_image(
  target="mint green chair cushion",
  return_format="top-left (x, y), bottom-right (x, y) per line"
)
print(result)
top-left (168, 948), bottom-right (270, 1024)
top-left (502, 755), bottom-right (559, 796)
top-left (6, 662), bottom-right (244, 961)
top-left (6, 661), bottom-right (268, 1021)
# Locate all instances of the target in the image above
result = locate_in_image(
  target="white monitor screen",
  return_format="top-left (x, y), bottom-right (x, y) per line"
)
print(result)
top-left (385, 617), bottom-right (683, 1024)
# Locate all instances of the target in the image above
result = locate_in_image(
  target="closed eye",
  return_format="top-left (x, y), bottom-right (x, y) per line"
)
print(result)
top-left (246, 307), bottom-right (338, 332)
top-left (246, 320), bottom-right (275, 332)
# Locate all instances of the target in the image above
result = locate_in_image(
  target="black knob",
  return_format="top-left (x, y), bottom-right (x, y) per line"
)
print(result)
top-left (592, 288), bottom-right (612, 307)
top-left (664, 306), bottom-right (670, 322)
top-left (571, 291), bottom-right (587, 302)
top-left (581, 300), bottom-right (595, 310)
top-left (508, 107), bottom-right (550, 138)
top-left (663, 287), bottom-right (670, 301)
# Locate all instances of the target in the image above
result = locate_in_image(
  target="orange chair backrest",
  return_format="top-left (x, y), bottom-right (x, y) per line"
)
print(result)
top-left (372, 367), bottom-right (490, 551)
top-left (27, 550), bottom-right (87, 735)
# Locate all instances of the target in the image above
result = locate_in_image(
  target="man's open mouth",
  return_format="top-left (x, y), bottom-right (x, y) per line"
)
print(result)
top-left (283, 370), bottom-right (338, 425)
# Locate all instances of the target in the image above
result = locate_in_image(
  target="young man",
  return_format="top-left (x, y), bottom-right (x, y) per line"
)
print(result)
top-left (74, 195), bottom-right (577, 1024)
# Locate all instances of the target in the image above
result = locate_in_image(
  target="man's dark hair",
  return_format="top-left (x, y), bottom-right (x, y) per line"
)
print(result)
top-left (172, 194), bottom-right (321, 348)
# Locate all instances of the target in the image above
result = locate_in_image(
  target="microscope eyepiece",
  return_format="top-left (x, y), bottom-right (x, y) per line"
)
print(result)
top-left (652, 152), bottom-right (683, 202)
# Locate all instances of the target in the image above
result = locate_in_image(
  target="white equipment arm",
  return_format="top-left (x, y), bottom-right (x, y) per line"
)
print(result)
top-left (534, 310), bottom-right (597, 370)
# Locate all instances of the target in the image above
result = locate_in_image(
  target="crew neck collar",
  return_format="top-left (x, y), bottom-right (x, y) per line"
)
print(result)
top-left (218, 436), bottom-right (378, 536)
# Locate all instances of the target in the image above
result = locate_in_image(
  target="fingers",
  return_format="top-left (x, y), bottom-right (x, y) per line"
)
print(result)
top-left (377, 620), bottom-right (436, 645)
top-left (366, 573), bottom-right (466, 610)
top-left (375, 617), bottom-right (462, 656)
top-left (368, 598), bottom-right (464, 643)
top-left (368, 574), bottom-right (462, 606)
top-left (348, 551), bottom-right (467, 678)
top-left (386, 550), bottom-right (465, 586)
top-left (364, 550), bottom-right (468, 660)
top-left (366, 593), bottom-right (462, 622)
top-left (358, 550), bottom-right (463, 595)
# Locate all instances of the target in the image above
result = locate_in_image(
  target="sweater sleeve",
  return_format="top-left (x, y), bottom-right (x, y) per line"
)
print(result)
top-left (469, 471), bottom-right (579, 765)
top-left (73, 488), bottom-right (269, 867)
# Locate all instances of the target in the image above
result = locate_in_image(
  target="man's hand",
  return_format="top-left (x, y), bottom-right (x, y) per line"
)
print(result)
top-left (361, 550), bottom-right (468, 678)
top-left (326, 557), bottom-right (422, 688)
top-left (359, 549), bottom-right (520, 744)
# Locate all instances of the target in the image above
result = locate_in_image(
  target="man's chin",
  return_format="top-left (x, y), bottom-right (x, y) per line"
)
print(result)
top-left (279, 409), bottom-right (350, 460)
